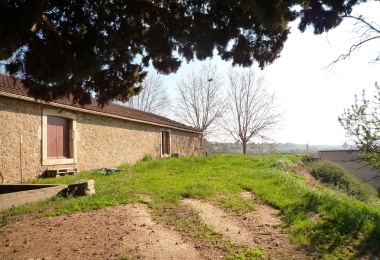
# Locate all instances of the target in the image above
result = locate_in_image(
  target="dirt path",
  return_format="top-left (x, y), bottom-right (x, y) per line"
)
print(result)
top-left (0, 192), bottom-right (316, 259)
top-left (0, 204), bottom-right (222, 260)
top-left (182, 192), bottom-right (315, 259)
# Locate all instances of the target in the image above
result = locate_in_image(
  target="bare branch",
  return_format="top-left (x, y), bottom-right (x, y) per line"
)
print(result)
top-left (348, 15), bottom-right (380, 35)
top-left (325, 15), bottom-right (380, 69)
top-left (222, 69), bottom-right (283, 154)
top-left (116, 75), bottom-right (171, 117)
top-left (174, 63), bottom-right (226, 138)
top-left (326, 36), bottom-right (380, 67)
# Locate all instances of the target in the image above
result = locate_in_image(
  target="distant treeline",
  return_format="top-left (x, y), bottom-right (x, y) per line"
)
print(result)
top-left (202, 139), bottom-right (343, 156)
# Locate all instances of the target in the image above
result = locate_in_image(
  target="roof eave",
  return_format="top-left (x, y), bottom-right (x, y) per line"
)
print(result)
top-left (0, 91), bottom-right (203, 134)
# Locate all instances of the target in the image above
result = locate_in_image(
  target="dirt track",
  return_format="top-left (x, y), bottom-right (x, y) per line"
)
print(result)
top-left (0, 192), bottom-right (316, 260)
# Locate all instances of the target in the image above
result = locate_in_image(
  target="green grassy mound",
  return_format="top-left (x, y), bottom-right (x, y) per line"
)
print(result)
top-left (2, 154), bottom-right (380, 259)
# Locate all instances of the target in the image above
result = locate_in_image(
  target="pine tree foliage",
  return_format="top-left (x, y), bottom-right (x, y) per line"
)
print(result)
top-left (0, 0), bottom-right (368, 105)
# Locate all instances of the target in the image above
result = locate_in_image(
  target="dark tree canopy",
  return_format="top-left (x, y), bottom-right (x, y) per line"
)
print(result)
top-left (0, 0), bottom-right (368, 105)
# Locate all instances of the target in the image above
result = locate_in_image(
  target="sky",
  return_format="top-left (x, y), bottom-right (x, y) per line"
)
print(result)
top-left (149, 1), bottom-right (380, 146)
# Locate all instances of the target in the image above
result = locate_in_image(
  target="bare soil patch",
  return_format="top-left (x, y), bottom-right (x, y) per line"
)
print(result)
top-left (0, 191), bottom-right (317, 259)
top-left (289, 163), bottom-right (319, 187)
top-left (0, 204), bottom-right (222, 260)
top-left (182, 192), bottom-right (316, 259)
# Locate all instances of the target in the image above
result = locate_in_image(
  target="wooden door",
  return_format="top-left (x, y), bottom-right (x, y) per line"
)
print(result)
top-left (47, 116), bottom-right (69, 158)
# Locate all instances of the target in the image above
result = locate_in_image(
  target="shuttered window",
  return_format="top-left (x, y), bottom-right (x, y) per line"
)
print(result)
top-left (47, 116), bottom-right (70, 158)
top-left (162, 131), bottom-right (170, 155)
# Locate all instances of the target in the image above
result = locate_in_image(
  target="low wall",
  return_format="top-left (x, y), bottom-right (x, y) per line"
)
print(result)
top-left (0, 180), bottom-right (95, 211)
top-left (0, 184), bottom-right (67, 211)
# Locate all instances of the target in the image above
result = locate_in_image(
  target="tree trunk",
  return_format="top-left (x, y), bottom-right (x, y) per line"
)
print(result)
top-left (242, 141), bottom-right (247, 155)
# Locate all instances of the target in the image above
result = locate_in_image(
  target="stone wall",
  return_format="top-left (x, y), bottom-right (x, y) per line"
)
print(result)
top-left (0, 97), bottom-right (42, 183)
top-left (76, 112), bottom-right (162, 169)
top-left (171, 129), bottom-right (202, 157)
top-left (0, 96), bottom-right (202, 183)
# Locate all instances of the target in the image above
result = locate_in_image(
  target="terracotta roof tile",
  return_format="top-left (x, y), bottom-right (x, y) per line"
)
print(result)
top-left (0, 74), bottom-right (201, 133)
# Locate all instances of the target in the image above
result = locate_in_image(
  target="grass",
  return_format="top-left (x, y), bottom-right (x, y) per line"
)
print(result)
top-left (1, 154), bottom-right (380, 259)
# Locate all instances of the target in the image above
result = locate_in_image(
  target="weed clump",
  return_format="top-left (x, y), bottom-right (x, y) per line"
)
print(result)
top-left (306, 160), bottom-right (377, 201)
top-left (272, 158), bottom-right (294, 170)
top-left (142, 154), bottom-right (154, 162)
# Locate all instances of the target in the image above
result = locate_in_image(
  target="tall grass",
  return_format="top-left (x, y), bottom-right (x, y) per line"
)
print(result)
top-left (2, 154), bottom-right (380, 259)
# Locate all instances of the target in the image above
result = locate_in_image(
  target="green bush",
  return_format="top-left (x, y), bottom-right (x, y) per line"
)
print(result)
top-left (272, 158), bottom-right (294, 170)
top-left (142, 154), bottom-right (154, 162)
top-left (307, 160), bottom-right (377, 201)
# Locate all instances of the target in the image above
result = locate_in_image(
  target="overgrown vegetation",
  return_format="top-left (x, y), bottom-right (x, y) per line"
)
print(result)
top-left (1, 154), bottom-right (380, 259)
top-left (306, 160), bottom-right (378, 202)
top-left (141, 154), bottom-right (154, 162)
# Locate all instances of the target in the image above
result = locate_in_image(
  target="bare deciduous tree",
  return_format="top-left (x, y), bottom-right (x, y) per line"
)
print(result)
top-left (174, 63), bottom-right (225, 138)
top-left (117, 75), bottom-right (171, 117)
top-left (223, 69), bottom-right (283, 155)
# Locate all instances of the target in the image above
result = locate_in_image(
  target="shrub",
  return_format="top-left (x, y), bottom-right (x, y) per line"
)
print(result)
top-left (306, 160), bottom-right (377, 201)
top-left (142, 154), bottom-right (154, 162)
top-left (272, 158), bottom-right (294, 170)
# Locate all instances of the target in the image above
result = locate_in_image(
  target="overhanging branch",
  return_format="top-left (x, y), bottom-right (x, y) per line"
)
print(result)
top-left (325, 15), bottom-right (380, 69)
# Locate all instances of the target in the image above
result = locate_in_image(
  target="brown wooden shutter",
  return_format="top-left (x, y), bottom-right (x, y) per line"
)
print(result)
top-left (162, 131), bottom-right (170, 155)
top-left (47, 116), bottom-right (56, 158)
top-left (47, 116), bottom-right (69, 158)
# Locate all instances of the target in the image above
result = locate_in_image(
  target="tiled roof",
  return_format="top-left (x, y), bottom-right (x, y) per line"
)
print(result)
top-left (0, 74), bottom-right (201, 133)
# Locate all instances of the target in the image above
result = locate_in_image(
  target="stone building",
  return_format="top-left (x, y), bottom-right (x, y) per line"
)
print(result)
top-left (0, 74), bottom-right (202, 183)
